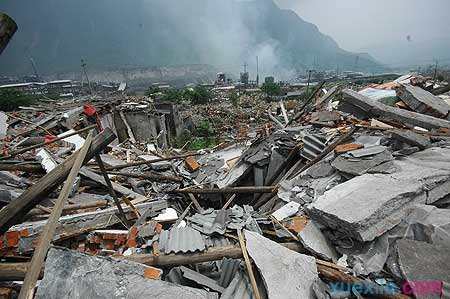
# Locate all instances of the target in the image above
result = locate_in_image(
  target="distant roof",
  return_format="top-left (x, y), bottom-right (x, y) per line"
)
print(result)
top-left (0, 82), bottom-right (33, 88)
top-left (118, 82), bottom-right (127, 91)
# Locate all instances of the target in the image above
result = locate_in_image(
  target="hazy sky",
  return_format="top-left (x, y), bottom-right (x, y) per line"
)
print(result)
top-left (275, 0), bottom-right (450, 53)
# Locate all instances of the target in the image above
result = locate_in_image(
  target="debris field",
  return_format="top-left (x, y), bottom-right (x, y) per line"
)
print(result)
top-left (0, 73), bottom-right (450, 299)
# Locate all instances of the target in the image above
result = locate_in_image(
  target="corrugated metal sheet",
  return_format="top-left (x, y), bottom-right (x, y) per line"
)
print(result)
top-left (301, 135), bottom-right (327, 161)
top-left (204, 236), bottom-right (233, 248)
top-left (159, 227), bottom-right (206, 254)
top-left (188, 206), bottom-right (259, 235)
top-left (189, 212), bottom-right (227, 235)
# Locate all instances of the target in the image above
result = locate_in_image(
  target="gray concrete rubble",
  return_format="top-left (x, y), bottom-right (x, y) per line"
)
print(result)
top-left (3, 73), bottom-right (450, 299)
top-left (397, 84), bottom-right (450, 119)
top-left (331, 147), bottom-right (395, 176)
top-left (298, 220), bottom-right (338, 262)
top-left (341, 89), bottom-right (450, 129)
top-left (390, 129), bottom-right (431, 150)
top-left (244, 230), bottom-right (318, 299)
top-left (309, 147), bottom-right (450, 242)
top-left (8, 200), bottom-right (167, 253)
top-left (36, 247), bottom-right (217, 299)
top-left (343, 204), bottom-right (450, 276)
top-left (396, 239), bottom-right (450, 299)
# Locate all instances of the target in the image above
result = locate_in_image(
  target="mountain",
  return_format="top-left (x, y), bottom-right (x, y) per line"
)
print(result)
top-left (0, 0), bottom-right (384, 79)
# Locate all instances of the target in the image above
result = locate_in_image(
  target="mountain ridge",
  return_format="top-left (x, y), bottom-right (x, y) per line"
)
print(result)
top-left (0, 0), bottom-right (384, 78)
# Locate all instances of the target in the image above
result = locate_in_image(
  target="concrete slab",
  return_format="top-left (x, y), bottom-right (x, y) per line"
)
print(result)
top-left (244, 230), bottom-right (318, 299)
top-left (397, 239), bottom-right (450, 299)
top-left (299, 220), bottom-right (338, 262)
top-left (36, 247), bottom-right (217, 299)
top-left (331, 149), bottom-right (393, 176)
top-left (309, 147), bottom-right (450, 242)
top-left (390, 129), bottom-right (431, 150)
top-left (397, 84), bottom-right (450, 119)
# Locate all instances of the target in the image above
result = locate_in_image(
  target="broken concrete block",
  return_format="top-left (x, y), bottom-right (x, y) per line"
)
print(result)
top-left (341, 89), bottom-right (450, 130)
top-left (271, 201), bottom-right (300, 221)
top-left (397, 239), bottom-right (450, 299)
top-left (36, 247), bottom-right (217, 299)
top-left (331, 148), bottom-right (393, 176)
top-left (244, 230), bottom-right (318, 299)
top-left (298, 220), bottom-right (338, 262)
top-left (309, 147), bottom-right (450, 242)
top-left (397, 84), bottom-right (450, 119)
top-left (390, 129), bottom-right (431, 150)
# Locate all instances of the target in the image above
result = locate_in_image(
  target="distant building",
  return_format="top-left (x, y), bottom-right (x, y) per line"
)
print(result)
top-left (240, 72), bottom-right (249, 85)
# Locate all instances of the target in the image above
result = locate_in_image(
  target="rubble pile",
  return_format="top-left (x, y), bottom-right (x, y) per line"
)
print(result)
top-left (0, 73), bottom-right (450, 299)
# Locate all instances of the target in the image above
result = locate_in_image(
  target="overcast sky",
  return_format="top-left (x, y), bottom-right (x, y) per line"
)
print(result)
top-left (275, 0), bottom-right (450, 53)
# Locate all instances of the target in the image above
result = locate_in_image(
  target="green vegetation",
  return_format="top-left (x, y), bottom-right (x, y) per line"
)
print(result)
top-left (148, 85), bottom-right (212, 105)
top-left (195, 120), bottom-right (215, 137)
top-left (261, 82), bottom-right (282, 96)
top-left (0, 89), bottom-right (37, 111)
top-left (173, 120), bottom-right (219, 150)
top-left (229, 91), bottom-right (240, 107)
top-left (161, 89), bottom-right (184, 103)
top-left (184, 86), bottom-right (211, 105)
top-left (145, 86), bottom-right (161, 96)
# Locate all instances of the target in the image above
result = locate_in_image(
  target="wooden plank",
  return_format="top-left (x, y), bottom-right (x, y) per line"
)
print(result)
top-left (18, 133), bottom-right (94, 299)
top-left (171, 186), bottom-right (277, 194)
top-left (0, 128), bottom-right (115, 234)
top-left (79, 167), bottom-right (148, 204)
top-left (237, 229), bottom-right (262, 299)
top-left (94, 155), bottom-right (131, 228)
top-left (0, 124), bottom-right (97, 160)
top-left (105, 152), bottom-right (202, 171)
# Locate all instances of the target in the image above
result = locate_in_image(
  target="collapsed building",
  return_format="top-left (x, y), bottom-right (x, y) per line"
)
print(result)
top-left (0, 73), bottom-right (450, 299)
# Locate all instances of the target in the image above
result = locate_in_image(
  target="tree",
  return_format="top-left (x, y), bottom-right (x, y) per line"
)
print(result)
top-left (0, 89), bottom-right (36, 111)
top-left (261, 82), bottom-right (282, 96)
top-left (187, 86), bottom-right (211, 105)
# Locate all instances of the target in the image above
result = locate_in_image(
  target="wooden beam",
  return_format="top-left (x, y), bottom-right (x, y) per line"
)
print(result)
top-left (94, 154), bottom-right (131, 228)
top-left (99, 170), bottom-right (183, 183)
top-left (105, 153), bottom-right (202, 171)
top-left (125, 242), bottom-right (304, 266)
top-left (18, 133), bottom-right (94, 299)
top-left (0, 124), bottom-right (97, 160)
top-left (171, 186), bottom-right (277, 195)
top-left (0, 163), bottom-right (44, 173)
top-left (0, 128), bottom-right (116, 234)
top-left (238, 229), bottom-right (262, 299)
